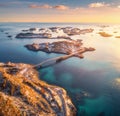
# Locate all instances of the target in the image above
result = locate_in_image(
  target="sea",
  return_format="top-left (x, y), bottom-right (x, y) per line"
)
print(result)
top-left (0, 22), bottom-right (120, 116)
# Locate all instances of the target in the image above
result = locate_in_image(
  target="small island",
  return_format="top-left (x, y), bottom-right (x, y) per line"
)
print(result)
top-left (0, 62), bottom-right (76, 116)
top-left (62, 27), bottom-right (94, 36)
top-left (16, 27), bottom-right (94, 39)
top-left (16, 32), bottom-right (53, 39)
top-left (115, 36), bottom-right (120, 38)
top-left (25, 40), bottom-right (95, 61)
top-left (98, 32), bottom-right (112, 37)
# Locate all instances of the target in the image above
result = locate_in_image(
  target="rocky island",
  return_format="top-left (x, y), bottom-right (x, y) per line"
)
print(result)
top-left (98, 32), bottom-right (113, 37)
top-left (61, 27), bottom-right (94, 36)
top-left (115, 36), bottom-right (120, 38)
top-left (16, 27), bottom-right (94, 39)
top-left (0, 62), bottom-right (76, 116)
top-left (25, 40), bottom-right (95, 59)
top-left (16, 32), bottom-right (53, 39)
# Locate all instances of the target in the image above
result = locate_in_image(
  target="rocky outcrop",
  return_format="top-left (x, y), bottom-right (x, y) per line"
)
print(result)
top-left (98, 32), bottom-right (112, 37)
top-left (115, 36), bottom-right (120, 38)
top-left (29, 28), bottom-right (36, 32)
top-left (49, 27), bottom-right (60, 33)
top-left (62, 27), bottom-right (94, 36)
top-left (25, 40), bottom-right (95, 58)
top-left (0, 62), bottom-right (76, 116)
top-left (16, 33), bottom-right (52, 39)
top-left (57, 36), bottom-right (71, 40)
top-left (16, 27), bottom-right (94, 39)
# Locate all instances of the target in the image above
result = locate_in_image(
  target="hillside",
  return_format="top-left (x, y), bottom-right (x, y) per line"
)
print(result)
top-left (0, 62), bottom-right (76, 116)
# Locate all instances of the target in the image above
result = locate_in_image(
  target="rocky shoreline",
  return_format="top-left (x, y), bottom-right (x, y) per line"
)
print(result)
top-left (0, 62), bottom-right (76, 116)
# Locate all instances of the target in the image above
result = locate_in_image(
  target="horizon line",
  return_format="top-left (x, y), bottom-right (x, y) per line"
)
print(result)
top-left (0, 22), bottom-right (120, 24)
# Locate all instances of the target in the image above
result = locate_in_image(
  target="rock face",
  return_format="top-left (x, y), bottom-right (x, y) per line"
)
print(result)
top-left (25, 40), bottom-right (95, 59)
top-left (0, 62), bottom-right (76, 116)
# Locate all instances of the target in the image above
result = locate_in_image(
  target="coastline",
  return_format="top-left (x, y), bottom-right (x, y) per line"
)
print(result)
top-left (0, 62), bottom-right (76, 116)
top-left (0, 23), bottom-right (120, 116)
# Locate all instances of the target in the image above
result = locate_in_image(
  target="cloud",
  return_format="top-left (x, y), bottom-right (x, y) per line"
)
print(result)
top-left (29, 4), bottom-right (69, 10)
top-left (53, 5), bottom-right (69, 10)
top-left (0, 3), bottom-right (7, 7)
top-left (89, 2), bottom-right (110, 8)
top-left (29, 4), bottom-right (52, 9)
top-left (117, 5), bottom-right (120, 8)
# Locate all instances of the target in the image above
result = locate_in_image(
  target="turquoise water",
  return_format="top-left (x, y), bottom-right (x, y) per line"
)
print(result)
top-left (0, 23), bottom-right (120, 116)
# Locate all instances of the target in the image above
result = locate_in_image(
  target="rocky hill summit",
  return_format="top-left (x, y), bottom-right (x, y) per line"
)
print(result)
top-left (0, 62), bottom-right (76, 116)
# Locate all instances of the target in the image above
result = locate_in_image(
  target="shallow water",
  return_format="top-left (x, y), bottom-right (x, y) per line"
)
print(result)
top-left (0, 23), bottom-right (120, 116)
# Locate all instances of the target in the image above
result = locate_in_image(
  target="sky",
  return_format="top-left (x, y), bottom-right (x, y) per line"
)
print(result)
top-left (0, 0), bottom-right (120, 23)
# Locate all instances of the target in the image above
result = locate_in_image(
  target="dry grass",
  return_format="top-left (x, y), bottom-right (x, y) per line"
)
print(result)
top-left (0, 66), bottom-right (53, 115)
top-left (0, 63), bottom-right (76, 116)
top-left (0, 92), bottom-right (22, 116)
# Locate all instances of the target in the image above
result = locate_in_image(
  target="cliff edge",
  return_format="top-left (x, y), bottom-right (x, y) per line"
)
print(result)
top-left (0, 62), bottom-right (76, 116)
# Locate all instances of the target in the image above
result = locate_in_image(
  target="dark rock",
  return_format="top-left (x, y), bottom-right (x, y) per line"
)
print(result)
top-left (29, 28), bottom-right (36, 31)
top-left (16, 33), bottom-right (52, 39)
top-left (7, 35), bottom-right (12, 38)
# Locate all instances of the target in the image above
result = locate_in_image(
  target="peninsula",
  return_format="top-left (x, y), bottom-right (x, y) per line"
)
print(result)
top-left (0, 62), bottom-right (76, 116)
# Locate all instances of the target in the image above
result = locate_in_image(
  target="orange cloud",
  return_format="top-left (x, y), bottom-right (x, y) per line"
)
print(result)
top-left (29, 4), bottom-right (69, 10)
top-left (118, 5), bottom-right (120, 8)
top-left (89, 2), bottom-right (110, 8)
top-left (53, 5), bottom-right (69, 10)
top-left (1, 2), bottom-right (120, 23)
top-left (29, 4), bottom-right (52, 9)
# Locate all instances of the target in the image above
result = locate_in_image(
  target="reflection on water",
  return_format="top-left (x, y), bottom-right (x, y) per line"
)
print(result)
top-left (0, 23), bottom-right (120, 116)
top-left (112, 78), bottom-right (120, 90)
